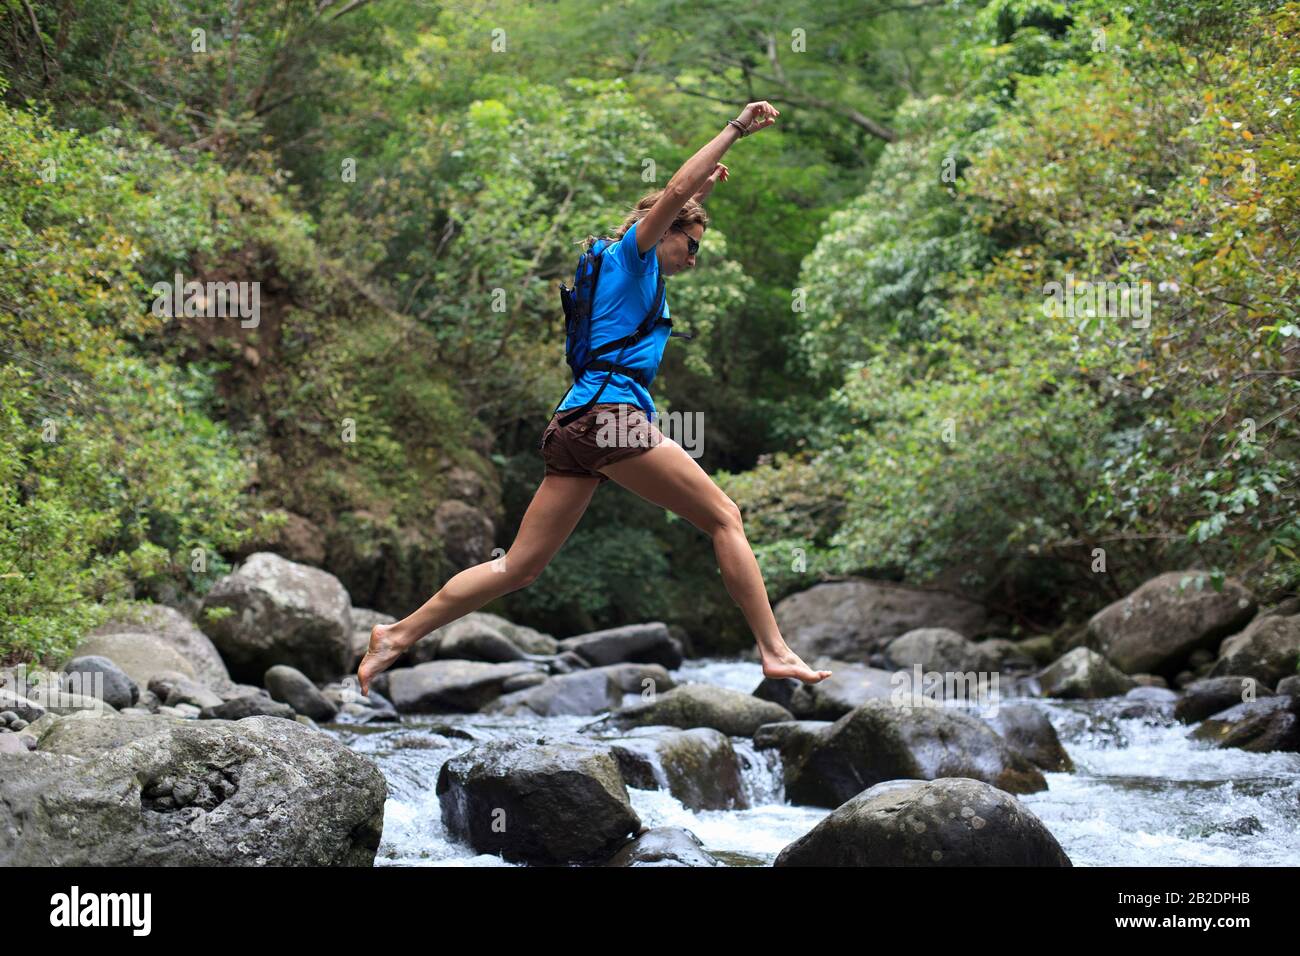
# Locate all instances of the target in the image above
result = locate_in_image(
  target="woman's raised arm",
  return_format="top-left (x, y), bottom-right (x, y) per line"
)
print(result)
top-left (634, 100), bottom-right (779, 257)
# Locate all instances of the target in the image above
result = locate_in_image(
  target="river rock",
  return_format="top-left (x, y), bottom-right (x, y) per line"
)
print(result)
top-left (591, 683), bottom-right (793, 737)
top-left (0, 716), bottom-right (385, 865)
top-left (773, 777), bottom-right (1072, 866)
top-left (1207, 612), bottom-right (1300, 688)
top-left (406, 611), bottom-right (559, 666)
top-left (1088, 570), bottom-right (1256, 677)
top-left (756, 662), bottom-right (897, 719)
top-left (264, 665), bottom-right (339, 722)
top-left (1174, 676), bottom-right (1272, 724)
top-left (758, 699), bottom-right (1046, 808)
top-left (0, 687), bottom-right (47, 724)
top-left (984, 704), bottom-right (1074, 772)
top-left (88, 603), bottom-right (235, 693)
top-left (61, 656), bottom-right (138, 711)
top-left (435, 737), bottom-right (640, 865)
top-left (603, 827), bottom-right (721, 867)
top-left (604, 725), bottom-right (747, 811)
top-left (484, 668), bottom-right (622, 717)
top-left (1277, 676), bottom-right (1300, 697)
top-left (772, 578), bottom-right (989, 661)
top-left (884, 627), bottom-right (1001, 674)
top-left (321, 682), bottom-right (400, 724)
top-left (1187, 695), bottom-right (1300, 752)
top-left (557, 622), bottom-right (684, 669)
top-left (200, 551), bottom-right (353, 684)
top-left (1036, 647), bottom-right (1138, 699)
top-left (373, 659), bottom-right (544, 713)
top-left (62, 631), bottom-right (198, 694)
top-left (199, 692), bottom-right (298, 721)
top-left (147, 671), bottom-right (225, 710)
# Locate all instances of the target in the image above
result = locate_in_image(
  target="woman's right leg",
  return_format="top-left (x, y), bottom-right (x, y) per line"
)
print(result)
top-left (356, 473), bottom-right (601, 694)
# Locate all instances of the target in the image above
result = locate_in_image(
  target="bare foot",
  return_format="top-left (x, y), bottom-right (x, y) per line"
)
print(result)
top-left (357, 622), bottom-right (411, 696)
top-left (761, 648), bottom-right (832, 684)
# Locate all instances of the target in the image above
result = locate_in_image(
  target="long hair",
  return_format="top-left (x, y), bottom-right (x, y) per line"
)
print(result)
top-left (578, 189), bottom-right (710, 253)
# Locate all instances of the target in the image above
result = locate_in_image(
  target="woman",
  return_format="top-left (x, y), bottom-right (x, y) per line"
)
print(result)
top-left (357, 100), bottom-right (832, 695)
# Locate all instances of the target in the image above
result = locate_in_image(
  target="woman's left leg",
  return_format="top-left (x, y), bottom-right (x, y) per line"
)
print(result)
top-left (598, 436), bottom-right (832, 684)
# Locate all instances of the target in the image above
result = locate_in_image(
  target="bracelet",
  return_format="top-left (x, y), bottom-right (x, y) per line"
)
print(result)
top-left (726, 118), bottom-right (749, 137)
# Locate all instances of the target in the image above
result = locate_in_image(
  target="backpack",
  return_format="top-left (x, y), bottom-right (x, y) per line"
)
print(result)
top-left (545, 236), bottom-right (693, 432)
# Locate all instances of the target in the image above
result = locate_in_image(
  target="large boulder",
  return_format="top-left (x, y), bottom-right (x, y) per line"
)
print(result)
top-left (200, 552), bottom-right (353, 684)
top-left (774, 777), bottom-right (1072, 866)
top-left (757, 699), bottom-right (1046, 808)
top-left (1207, 612), bottom-right (1300, 688)
top-left (1088, 570), bottom-right (1256, 677)
top-left (87, 603), bottom-right (235, 693)
top-left (433, 499), bottom-right (496, 572)
top-left (773, 579), bottom-right (988, 662)
top-left (590, 683), bottom-right (793, 737)
top-left (435, 737), bottom-right (640, 865)
top-left (63, 632), bottom-right (199, 692)
top-left (0, 716), bottom-right (385, 865)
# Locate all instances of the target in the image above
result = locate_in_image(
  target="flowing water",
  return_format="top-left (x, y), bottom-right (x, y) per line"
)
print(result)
top-left (322, 658), bottom-right (1300, 867)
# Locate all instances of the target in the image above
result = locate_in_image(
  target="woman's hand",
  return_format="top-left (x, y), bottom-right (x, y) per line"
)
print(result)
top-left (733, 100), bottom-right (780, 136)
top-left (691, 163), bottom-right (729, 203)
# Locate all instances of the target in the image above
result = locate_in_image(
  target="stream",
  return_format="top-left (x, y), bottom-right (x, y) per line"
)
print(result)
top-left (323, 659), bottom-right (1300, 867)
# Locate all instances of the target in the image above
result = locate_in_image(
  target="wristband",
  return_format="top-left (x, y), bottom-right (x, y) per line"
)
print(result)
top-left (726, 118), bottom-right (749, 137)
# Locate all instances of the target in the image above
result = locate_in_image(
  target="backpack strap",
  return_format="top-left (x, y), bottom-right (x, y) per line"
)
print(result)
top-left (552, 274), bottom-right (665, 428)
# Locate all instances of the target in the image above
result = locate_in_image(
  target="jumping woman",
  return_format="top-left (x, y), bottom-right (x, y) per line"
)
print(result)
top-left (358, 99), bottom-right (832, 695)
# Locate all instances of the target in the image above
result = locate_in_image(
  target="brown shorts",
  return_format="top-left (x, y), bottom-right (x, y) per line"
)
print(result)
top-left (540, 402), bottom-right (667, 483)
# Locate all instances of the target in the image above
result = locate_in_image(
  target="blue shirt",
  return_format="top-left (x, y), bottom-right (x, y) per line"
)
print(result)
top-left (556, 220), bottom-right (671, 421)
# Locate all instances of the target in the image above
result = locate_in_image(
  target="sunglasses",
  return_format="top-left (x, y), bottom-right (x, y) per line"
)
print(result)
top-left (673, 225), bottom-right (700, 256)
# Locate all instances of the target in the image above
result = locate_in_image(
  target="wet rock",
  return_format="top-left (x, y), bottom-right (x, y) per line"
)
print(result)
top-left (484, 669), bottom-right (622, 717)
top-left (984, 704), bottom-right (1074, 772)
top-left (0, 716), bottom-right (385, 865)
top-left (1036, 647), bottom-right (1138, 699)
top-left (1115, 685), bottom-right (1179, 719)
top-left (884, 628), bottom-right (1002, 674)
top-left (773, 578), bottom-right (988, 661)
top-left (1174, 676), bottom-right (1273, 724)
top-left (373, 659), bottom-right (544, 714)
top-left (557, 622), bottom-right (683, 670)
top-left (591, 683), bottom-right (793, 737)
top-left (200, 551), bottom-right (353, 684)
top-left (1188, 695), bottom-right (1300, 753)
top-left (756, 662), bottom-right (896, 720)
top-left (1088, 570), bottom-right (1256, 677)
top-left (435, 737), bottom-right (639, 865)
top-left (604, 726), bottom-right (747, 811)
top-left (774, 777), bottom-right (1071, 866)
top-left (761, 699), bottom-right (1046, 808)
top-left (603, 827), bottom-right (721, 867)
